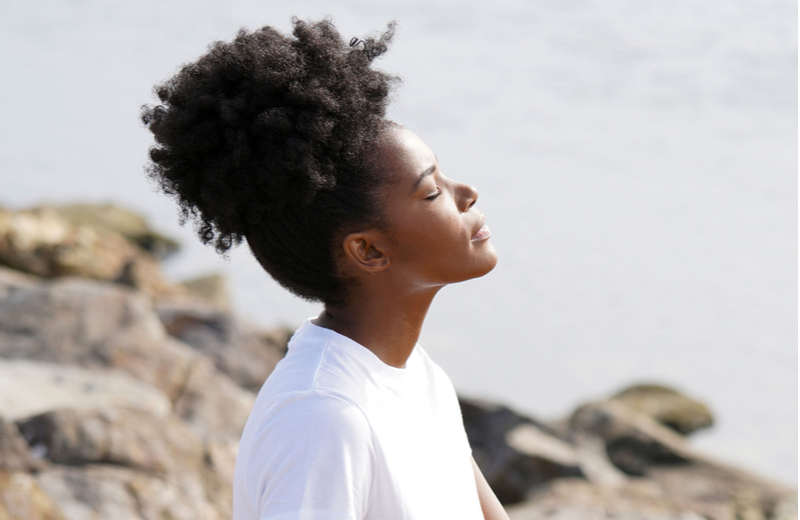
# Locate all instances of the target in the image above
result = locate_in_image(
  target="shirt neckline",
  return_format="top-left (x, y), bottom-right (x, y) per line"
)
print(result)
top-left (295, 318), bottom-right (420, 375)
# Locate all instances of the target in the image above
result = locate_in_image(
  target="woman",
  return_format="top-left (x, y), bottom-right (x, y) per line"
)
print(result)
top-left (142, 18), bottom-right (507, 520)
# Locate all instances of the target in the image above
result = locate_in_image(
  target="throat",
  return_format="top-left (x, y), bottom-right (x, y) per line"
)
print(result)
top-left (315, 296), bottom-right (433, 368)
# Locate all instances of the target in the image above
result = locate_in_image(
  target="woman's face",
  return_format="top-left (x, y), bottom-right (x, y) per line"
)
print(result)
top-left (371, 126), bottom-right (498, 289)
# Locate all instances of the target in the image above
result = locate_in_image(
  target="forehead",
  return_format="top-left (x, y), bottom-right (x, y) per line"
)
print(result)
top-left (367, 126), bottom-right (436, 186)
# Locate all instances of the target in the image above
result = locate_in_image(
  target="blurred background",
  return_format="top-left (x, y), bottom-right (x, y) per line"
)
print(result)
top-left (1, 0), bottom-right (796, 485)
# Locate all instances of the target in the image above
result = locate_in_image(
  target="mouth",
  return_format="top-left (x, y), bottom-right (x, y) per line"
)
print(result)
top-left (471, 218), bottom-right (491, 241)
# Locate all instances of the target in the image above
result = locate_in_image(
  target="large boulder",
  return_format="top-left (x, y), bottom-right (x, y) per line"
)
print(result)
top-left (170, 355), bottom-right (256, 439)
top-left (646, 462), bottom-right (797, 520)
top-left (508, 464), bottom-right (796, 520)
top-left (569, 400), bottom-right (694, 476)
top-left (0, 266), bottom-right (39, 299)
top-left (157, 300), bottom-right (291, 392)
top-left (17, 408), bottom-right (203, 476)
top-left (506, 426), bottom-right (629, 490)
top-left (16, 407), bottom-right (238, 520)
top-left (178, 273), bottom-right (232, 310)
top-left (45, 204), bottom-right (180, 259)
top-left (0, 418), bottom-right (41, 473)
top-left (609, 384), bottom-right (713, 435)
top-left (506, 477), bottom-right (705, 520)
top-left (0, 359), bottom-right (171, 422)
top-left (460, 398), bottom-right (582, 504)
top-left (35, 464), bottom-right (225, 520)
top-left (0, 472), bottom-right (68, 520)
top-left (0, 207), bottom-right (182, 299)
top-left (0, 276), bottom-right (254, 440)
top-left (0, 276), bottom-right (194, 398)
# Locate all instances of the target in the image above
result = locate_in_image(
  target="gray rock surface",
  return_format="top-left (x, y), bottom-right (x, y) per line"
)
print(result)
top-left (35, 464), bottom-right (226, 520)
top-left (45, 204), bottom-right (180, 260)
top-left (157, 300), bottom-right (290, 392)
top-left (0, 471), bottom-right (68, 520)
top-left (0, 276), bottom-right (195, 398)
top-left (0, 207), bottom-right (182, 299)
top-left (646, 463), bottom-right (796, 520)
top-left (0, 360), bottom-right (171, 422)
top-left (460, 397), bottom-right (582, 504)
top-left (16, 407), bottom-right (239, 520)
top-left (0, 418), bottom-right (41, 473)
top-left (506, 478), bottom-right (707, 520)
top-left (570, 400), bottom-right (695, 476)
top-left (610, 384), bottom-right (714, 435)
top-left (17, 408), bottom-right (203, 474)
top-left (0, 276), bottom-right (254, 440)
top-left (178, 274), bottom-right (231, 309)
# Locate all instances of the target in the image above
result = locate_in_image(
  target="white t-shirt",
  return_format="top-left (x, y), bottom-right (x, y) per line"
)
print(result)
top-left (232, 319), bottom-right (484, 520)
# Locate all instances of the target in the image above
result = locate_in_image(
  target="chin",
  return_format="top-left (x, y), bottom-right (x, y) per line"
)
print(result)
top-left (478, 253), bottom-right (499, 278)
top-left (467, 245), bottom-right (499, 281)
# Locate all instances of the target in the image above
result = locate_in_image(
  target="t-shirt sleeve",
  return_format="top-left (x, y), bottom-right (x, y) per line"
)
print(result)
top-left (243, 393), bottom-right (374, 520)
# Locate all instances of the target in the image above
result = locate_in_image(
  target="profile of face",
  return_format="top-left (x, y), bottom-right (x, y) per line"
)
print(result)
top-left (359, 126), bottom-right (499, 291)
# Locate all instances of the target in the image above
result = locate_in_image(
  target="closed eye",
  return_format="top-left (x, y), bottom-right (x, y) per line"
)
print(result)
top-left (425, 188), bottom-right (442, 201)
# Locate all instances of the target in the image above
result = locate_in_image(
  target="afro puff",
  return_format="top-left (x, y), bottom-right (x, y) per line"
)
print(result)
top-left (142, 18), bottom-right (398, 305)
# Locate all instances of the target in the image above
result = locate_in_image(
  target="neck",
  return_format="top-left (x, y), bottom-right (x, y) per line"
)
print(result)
top-left (315, 287), bottom-right (440, 368)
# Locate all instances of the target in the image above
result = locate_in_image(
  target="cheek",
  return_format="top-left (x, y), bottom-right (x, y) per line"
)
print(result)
top-left (422, 213), bottom-right (462, 245)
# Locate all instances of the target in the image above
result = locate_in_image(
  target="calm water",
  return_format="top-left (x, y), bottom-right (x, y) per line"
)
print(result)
top-left (1, 0), bottom-right (796, 484)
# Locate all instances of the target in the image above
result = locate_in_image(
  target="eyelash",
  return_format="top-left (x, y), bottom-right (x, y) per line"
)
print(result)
top-left (425, 188), bottom-right (442, 201)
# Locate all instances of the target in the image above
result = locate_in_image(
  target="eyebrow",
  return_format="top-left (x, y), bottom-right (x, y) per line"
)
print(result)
top-left (410, 164), bottom-right (436, 194)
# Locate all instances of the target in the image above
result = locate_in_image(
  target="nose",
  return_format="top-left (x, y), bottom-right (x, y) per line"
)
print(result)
top-left (456, 182), bottom-right (479, 212)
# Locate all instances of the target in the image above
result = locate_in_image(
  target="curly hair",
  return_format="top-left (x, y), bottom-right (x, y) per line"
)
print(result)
top-left (141, 18), bottom-right (398, 305)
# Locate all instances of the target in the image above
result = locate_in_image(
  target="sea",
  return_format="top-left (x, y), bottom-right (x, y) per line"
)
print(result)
top-left (1, 0), bottom-right (796, 485)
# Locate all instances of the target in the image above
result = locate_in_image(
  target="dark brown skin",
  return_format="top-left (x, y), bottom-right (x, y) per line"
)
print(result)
top-left (314, 126), bottom-right (508, 519)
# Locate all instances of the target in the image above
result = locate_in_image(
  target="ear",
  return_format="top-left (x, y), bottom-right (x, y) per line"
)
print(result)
top-left (342, 230), bottom-right (390, 273)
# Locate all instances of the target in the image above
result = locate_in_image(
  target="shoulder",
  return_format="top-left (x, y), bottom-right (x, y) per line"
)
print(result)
top-left (265, 391), bottom-right (370, 437)
top-left (243, 390), bottom-right (372, 459)
top-left (235, 392), bottom-right (375, 519)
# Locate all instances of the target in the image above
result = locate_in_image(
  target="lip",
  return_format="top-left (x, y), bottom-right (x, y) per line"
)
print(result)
top-left (471, 219), bottom-right (491, 241)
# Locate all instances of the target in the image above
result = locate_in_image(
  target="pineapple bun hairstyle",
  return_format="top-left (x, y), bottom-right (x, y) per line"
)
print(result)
top-left (141, 19), bottom-right (398, 305)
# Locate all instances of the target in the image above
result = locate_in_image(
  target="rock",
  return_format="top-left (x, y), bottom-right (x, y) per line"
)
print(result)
top-left (505, 423), bottom-right (580, 467)
top-left (772, 499), bottom-right (799, 520)
top-left (570, 400), bottom-right (695, 476)
top-left (45, 204), bottom-right (180, 259)
top-left (0, 267), bottom-right (39, 300)
top-left (0, 418), bottom-right (42, 473)
top-left (646, 463), bottom-right (797, 520)
top-left (506, 477), bottom-right (706, 520)
top-left (179, 273), bottom-right (231, 309)
top-left (171, 355), bottom-right (256, 440)
top-left (157, 300), bottom-right (290, 392)
top-left (35, 464), bottom-right (226, 520)
top-left (0, 277), bottom-right (193, 399)
top-left (16, 407), bottom-right (239, 520)
top-left (0, 277), bottom-right (255, 439)
top-left (0, 471), bottom-right (68, 520)
top-left (569, 398), bottom-right (798, 519)
top-left (610, 384), bottom-right (713, 435)
top-left (17, 408), bottom-right (204, 476)
top-left (460, 398), bottom-right (582, 504)
top-left (0, 360), bottom-right (171, 422)
top-left (571, 432), bottom-right (629, 489)
top-left (506, 424), bottom-right (629, 490)
top-left (199, 438), bottom-right (239, 517)
top-left (0, 207), bottom-right (182, 299)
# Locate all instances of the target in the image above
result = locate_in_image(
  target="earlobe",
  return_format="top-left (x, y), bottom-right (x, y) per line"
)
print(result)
top-left (343, 231), bottom-right (390, 273)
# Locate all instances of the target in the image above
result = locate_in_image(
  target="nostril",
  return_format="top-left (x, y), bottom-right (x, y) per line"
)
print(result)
top-left (457, 182), bottom-right (479, 211)
top-left (467, 185), bottom-right (479, 209)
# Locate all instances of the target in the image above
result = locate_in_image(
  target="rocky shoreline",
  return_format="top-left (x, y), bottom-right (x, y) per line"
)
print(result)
top-left (0, 204), bottom-right (795, 520)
